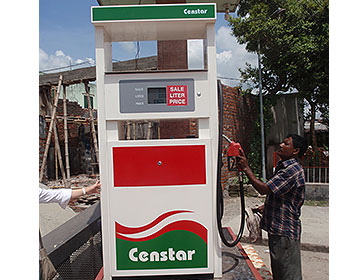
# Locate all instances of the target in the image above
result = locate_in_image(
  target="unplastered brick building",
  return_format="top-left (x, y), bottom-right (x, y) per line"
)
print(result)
top-left (39, 56), bottom-right (260, 187)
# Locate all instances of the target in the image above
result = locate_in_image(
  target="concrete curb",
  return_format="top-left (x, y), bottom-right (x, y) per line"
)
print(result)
top-left (240, 236), bottom-right (329, 253)
top-left (306, 183), bottom-right (329, 201)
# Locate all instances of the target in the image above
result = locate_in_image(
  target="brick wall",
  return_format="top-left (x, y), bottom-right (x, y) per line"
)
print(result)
top-left (56, 99), bottom-right (86, 119)
top-left (220, 85), bottom-right (258, 185)
top-left (159, 119), bottom-right (198, 139)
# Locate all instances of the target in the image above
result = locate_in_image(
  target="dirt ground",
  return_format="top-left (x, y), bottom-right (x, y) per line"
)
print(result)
top-left (222, 196), bottom-right (329, 280)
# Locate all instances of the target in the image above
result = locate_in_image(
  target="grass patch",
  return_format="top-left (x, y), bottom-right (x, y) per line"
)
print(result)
top-left (304, 200), bottom-right (329, 207)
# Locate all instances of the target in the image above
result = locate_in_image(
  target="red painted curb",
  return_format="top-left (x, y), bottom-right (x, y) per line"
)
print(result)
top-left (95, 267), bottom-right (103, 280)
top-left (226, 227), bottom-right (264, 280)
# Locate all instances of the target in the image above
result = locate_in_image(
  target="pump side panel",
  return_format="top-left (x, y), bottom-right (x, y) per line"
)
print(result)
top-left (106, 140), bottom-right (214, 277)
top-left (112, 145), bottom-right (206, 186)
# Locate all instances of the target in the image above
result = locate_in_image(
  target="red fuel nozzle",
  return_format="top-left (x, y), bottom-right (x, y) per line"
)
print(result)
top-left (222, 135), bottom-right (243, 172)
top-left (227, 141), bottom-right (243, 157)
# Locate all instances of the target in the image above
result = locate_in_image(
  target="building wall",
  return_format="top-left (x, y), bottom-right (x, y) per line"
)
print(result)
top-left (266, 94), bottom-right (304, 178)
top-left (59, 83), bottom-right (97, 109)
top-left (159, 119), bottom-right (198, 139)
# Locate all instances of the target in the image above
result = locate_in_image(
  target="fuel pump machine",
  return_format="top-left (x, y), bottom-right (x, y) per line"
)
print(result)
top-left (91, 3), bottom-right (244, 279)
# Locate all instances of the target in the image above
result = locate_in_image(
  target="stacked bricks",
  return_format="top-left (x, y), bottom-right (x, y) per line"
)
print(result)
top-left (56, 99), bottom-right (87, 119)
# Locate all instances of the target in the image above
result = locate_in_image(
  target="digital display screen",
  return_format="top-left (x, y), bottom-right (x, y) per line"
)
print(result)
top-left (147, 87), bottom-right (167, 104)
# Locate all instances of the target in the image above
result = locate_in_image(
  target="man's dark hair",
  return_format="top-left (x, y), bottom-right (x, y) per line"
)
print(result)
top-left (287, 134), bottom-right (308, 157)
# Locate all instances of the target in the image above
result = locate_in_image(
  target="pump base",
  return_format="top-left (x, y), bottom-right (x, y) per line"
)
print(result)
top-left (112, 274), bottom-right (213, 280)
top-left (96, 227), bottom-right (264, 280)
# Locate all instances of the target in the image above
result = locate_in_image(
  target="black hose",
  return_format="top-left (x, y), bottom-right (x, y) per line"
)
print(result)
top-left (216, 80), bottom-right (246, 247)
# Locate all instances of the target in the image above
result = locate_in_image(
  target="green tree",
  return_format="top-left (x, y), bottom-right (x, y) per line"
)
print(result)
top-left (229, 0), bottom-right (329, 149)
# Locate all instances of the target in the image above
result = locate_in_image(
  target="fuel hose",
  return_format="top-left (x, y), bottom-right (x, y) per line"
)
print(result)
top-left (216, 80), bottom-right (246, 247)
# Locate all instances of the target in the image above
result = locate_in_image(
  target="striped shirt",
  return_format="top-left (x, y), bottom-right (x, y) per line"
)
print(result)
top-left (261, 158), bottom-right (305, 241)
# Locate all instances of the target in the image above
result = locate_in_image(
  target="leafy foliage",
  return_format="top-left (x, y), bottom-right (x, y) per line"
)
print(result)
top-left (229, 0), bottom-right (329, 148)
top-left (242, 90), bottom-right (277, 177)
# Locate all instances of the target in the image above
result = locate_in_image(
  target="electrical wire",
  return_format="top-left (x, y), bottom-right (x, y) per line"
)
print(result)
top-left (218, 76), bottom-right (240, 81)
top-left (135, 41), bottom-right (141, 70)
top-left (40, 61), bottom-right (93, 73)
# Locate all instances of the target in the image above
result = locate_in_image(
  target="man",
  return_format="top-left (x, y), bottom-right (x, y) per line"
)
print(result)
top-left (237, 134), bottom-right (308, 280)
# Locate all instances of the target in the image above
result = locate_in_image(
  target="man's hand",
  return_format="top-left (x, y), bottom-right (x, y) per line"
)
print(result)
top-left (236, 149), bottom-right (271, 195)
top-left (253, 204), bottom-right (264, 214)
top-left (70, 180), bottom-right (101, 202)
top-left (237, 148), bottom-right (249, 171)
top-left (85, 180), bottom-right (101, 195)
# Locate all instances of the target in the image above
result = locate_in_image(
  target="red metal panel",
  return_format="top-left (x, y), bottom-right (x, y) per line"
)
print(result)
top-left (112, 145), bottom-right (206, 187)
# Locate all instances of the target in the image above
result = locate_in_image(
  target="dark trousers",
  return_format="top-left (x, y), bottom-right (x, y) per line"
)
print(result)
top-left (268, 234), bottom-right (302, 280)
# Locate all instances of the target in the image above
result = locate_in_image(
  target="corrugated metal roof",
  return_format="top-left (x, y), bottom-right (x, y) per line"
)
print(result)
top-left (39, 56), bottom-right (158, 87)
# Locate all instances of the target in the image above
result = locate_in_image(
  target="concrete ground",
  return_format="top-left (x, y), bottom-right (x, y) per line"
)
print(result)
top-left (222, 196), bottom-right (329, 280)
top-left (39, 195), bottom-right (329, 279)
top-left (39, 202), bottom-right (78, 236)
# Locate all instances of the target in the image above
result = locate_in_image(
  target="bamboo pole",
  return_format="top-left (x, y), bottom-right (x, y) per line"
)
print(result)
top-left (158, 121), bottom-right (161, 139)
top-left (83, 81), bottom-right (99, 163)
top-left (55, 140), bottom-right (58, 180)
top-left (146, 121), bottom-right (152, 140)
top-left (133, 121), bottom-right (136, 140)
top-left (63, 85), bottom-right (71, 179)
top-left (39, 75), bottom-right (63, 182)
top-left (53, 119), bottom-right (67, 186)
top-left (43, 87), bottom-right (67, 186)
top-left (126, 121), bottom-right (131, 140)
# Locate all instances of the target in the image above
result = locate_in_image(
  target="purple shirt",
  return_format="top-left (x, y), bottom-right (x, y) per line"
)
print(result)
top-left (261, 158), bottom-right (305, 240)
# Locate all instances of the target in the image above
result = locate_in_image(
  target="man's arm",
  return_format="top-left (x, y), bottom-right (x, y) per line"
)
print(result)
top-left (39, 181), bottom-right (101, 208)
top-left (70, 180), bottom-right (101, 202)
top-left (237, 150), bottom-right (271, 195)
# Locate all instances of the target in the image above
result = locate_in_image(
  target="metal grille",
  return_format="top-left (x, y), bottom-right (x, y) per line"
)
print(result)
top-left (53, 232), bottom-right (102, 280)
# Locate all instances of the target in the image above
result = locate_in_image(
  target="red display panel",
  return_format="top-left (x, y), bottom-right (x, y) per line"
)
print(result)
top-left (112, 145), bottom-right (206, 187)
top-left (167, 85), bottom-right (188, 106)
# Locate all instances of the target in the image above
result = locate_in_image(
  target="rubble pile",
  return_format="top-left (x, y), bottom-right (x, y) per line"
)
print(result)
top-left (46, 174), bottom-right (101, 212)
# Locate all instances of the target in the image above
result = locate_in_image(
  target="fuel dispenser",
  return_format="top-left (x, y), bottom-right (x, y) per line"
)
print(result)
top-left (92, 3), bottom-right (245, 279)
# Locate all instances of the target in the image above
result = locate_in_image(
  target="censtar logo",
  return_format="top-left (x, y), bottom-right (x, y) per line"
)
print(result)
top-left (115, 210), bottom-right (208, 270)
top-left (128, 247), bottom-right (196, 262)
top-left (183, 8), bottom-right (208, 15)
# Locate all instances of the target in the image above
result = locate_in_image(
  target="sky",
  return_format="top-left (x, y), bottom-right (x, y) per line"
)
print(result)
top-left (39, 0), bottom-right (257, 87)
